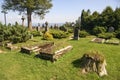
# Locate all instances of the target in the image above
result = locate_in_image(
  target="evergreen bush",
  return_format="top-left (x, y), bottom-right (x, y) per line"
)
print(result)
top-left (10, 25), bottom-right (30, 43)
top-left (43, 32), bottom-right (53, 40)
top-left (0, 24), bottom-right (30, 43)
top-left (50, 30), bottom-right (69, 39)
top-left (116, 28), bottom-right (120, 39)
top-left (98, 33), bottom-right (114, 39)
top-left (79, 30), bottom-right (89, 38)
top-left (93, 26), bottom-right (106, 35)
top-left (31, 30), bottom-right (42, 37)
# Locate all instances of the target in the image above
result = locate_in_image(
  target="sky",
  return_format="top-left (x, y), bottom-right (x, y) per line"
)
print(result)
top-left (0, 0), bottom-right (119, 26)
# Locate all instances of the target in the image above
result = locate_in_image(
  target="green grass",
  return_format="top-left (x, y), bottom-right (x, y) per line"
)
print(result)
top-left (0, 36), bottom-right (120, 80)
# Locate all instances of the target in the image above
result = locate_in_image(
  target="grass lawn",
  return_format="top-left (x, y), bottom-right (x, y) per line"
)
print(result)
top-left (0, 36), bottom-right (120, 80)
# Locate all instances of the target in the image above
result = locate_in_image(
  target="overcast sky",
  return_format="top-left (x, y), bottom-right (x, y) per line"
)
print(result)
top-left (0, 0), bottom-right (119, 25)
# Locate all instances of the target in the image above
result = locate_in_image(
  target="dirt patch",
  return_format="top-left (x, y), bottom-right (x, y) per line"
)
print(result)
top-left (0, 49), bottom-right (4, 53)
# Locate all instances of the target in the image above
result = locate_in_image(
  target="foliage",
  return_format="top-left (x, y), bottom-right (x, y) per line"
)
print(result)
top-left (59, 26), bottom-right (67, 32)
top-left (79, 6), bottom-right (120, 33)
top-left (0, 23), bottom-right (30, 43)
top-left (10, 25), bottom-right (30, 43)
top-left (50, 30), bottom-right (69, 39)
top-left (68, 29), bottom-right (73, 33)
top-left (85, 50), bottom-right (105, 62)
top-left (43, 32), bottom-right (53, 40)
top-left (0, 35), bottom-right (4, 42)
top-left (114, 8), bottom-right (120, 30)
top-left (64, 22), bottom-right (73, 29)
top-left (2, 0), bottom-right (53, 30)
top-left (98, 33), bottom-right (115, 39)
top-left (116, 28), bottom-right (120, 39)
top-left (79, 30), bottom-right (89, 38)
top-left (0, 24), bottom-right (11, 41)
top-left (31, 30), bottom-right (42, 37)
top-left (100, 6), bottom-right (114, 27)
top-left (93, 26), bottom-right (106, 35)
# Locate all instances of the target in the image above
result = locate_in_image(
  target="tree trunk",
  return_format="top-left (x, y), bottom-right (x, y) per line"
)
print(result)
top-left (4, 13), bottom-right (6, 26)
top-left (80, 53), bottom-right (107, 77)
top-left (27, 9), bottom-right (32, 30)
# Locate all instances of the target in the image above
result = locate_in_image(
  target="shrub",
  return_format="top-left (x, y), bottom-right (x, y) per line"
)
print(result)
top-left (0, 35), bottom-right (4, 42)
top-left (43, 32), bottom-right (53, 40)
top-left (10, 36), bottom-right (21, 43)
top-left (68, 29), bottom-right (73, 33)
top-left (59, 26), bottom-right (67, 32)
top-left (0, 26), bottom-right (4, 42)
top-left (98, 33), bottom-right (115, 39)
top-left (93, 26), bottom-right (106, 35)
top-left (9, 25), bottom-right (30, 43)
top-left (3, 27), bottom-right (12, 40)
top-left (79, 30), bottom-right (89, 38)
top-left (116, 28), bottom-right (120, 39)
top-left (31, 30), bottom-right (42, 37)
top-left (50, 30), bottom-right (69, 39)
top-left (0, 24), bottom-right (30, 43)
top-left (0, 24), bottom-right (11, 41)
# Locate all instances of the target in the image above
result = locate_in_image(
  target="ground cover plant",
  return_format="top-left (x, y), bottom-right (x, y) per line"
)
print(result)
top-left (0, 36), bottom-right (120, 80)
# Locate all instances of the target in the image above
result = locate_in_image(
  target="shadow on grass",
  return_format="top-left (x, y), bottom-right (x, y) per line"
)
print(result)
top-left (72, 58), bottom-right (82, 68)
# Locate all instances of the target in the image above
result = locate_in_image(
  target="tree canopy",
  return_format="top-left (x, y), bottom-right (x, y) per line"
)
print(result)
top-left (2, 0), bottom-right (53, 30)
top-left (79, 6), bottom-right (120, 33)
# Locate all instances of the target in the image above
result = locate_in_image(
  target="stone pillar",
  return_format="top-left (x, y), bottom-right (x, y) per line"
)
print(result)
top-left (21, 16), bottom-right (25, 27)
top-left (36, 23), bottom-right (40, 31)
top-left (45, 21), bottom-right (49, 32)
top-left (74, 27), bottom-right (79, 40)
top-left (36, 27), bottom-right (40, 31)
